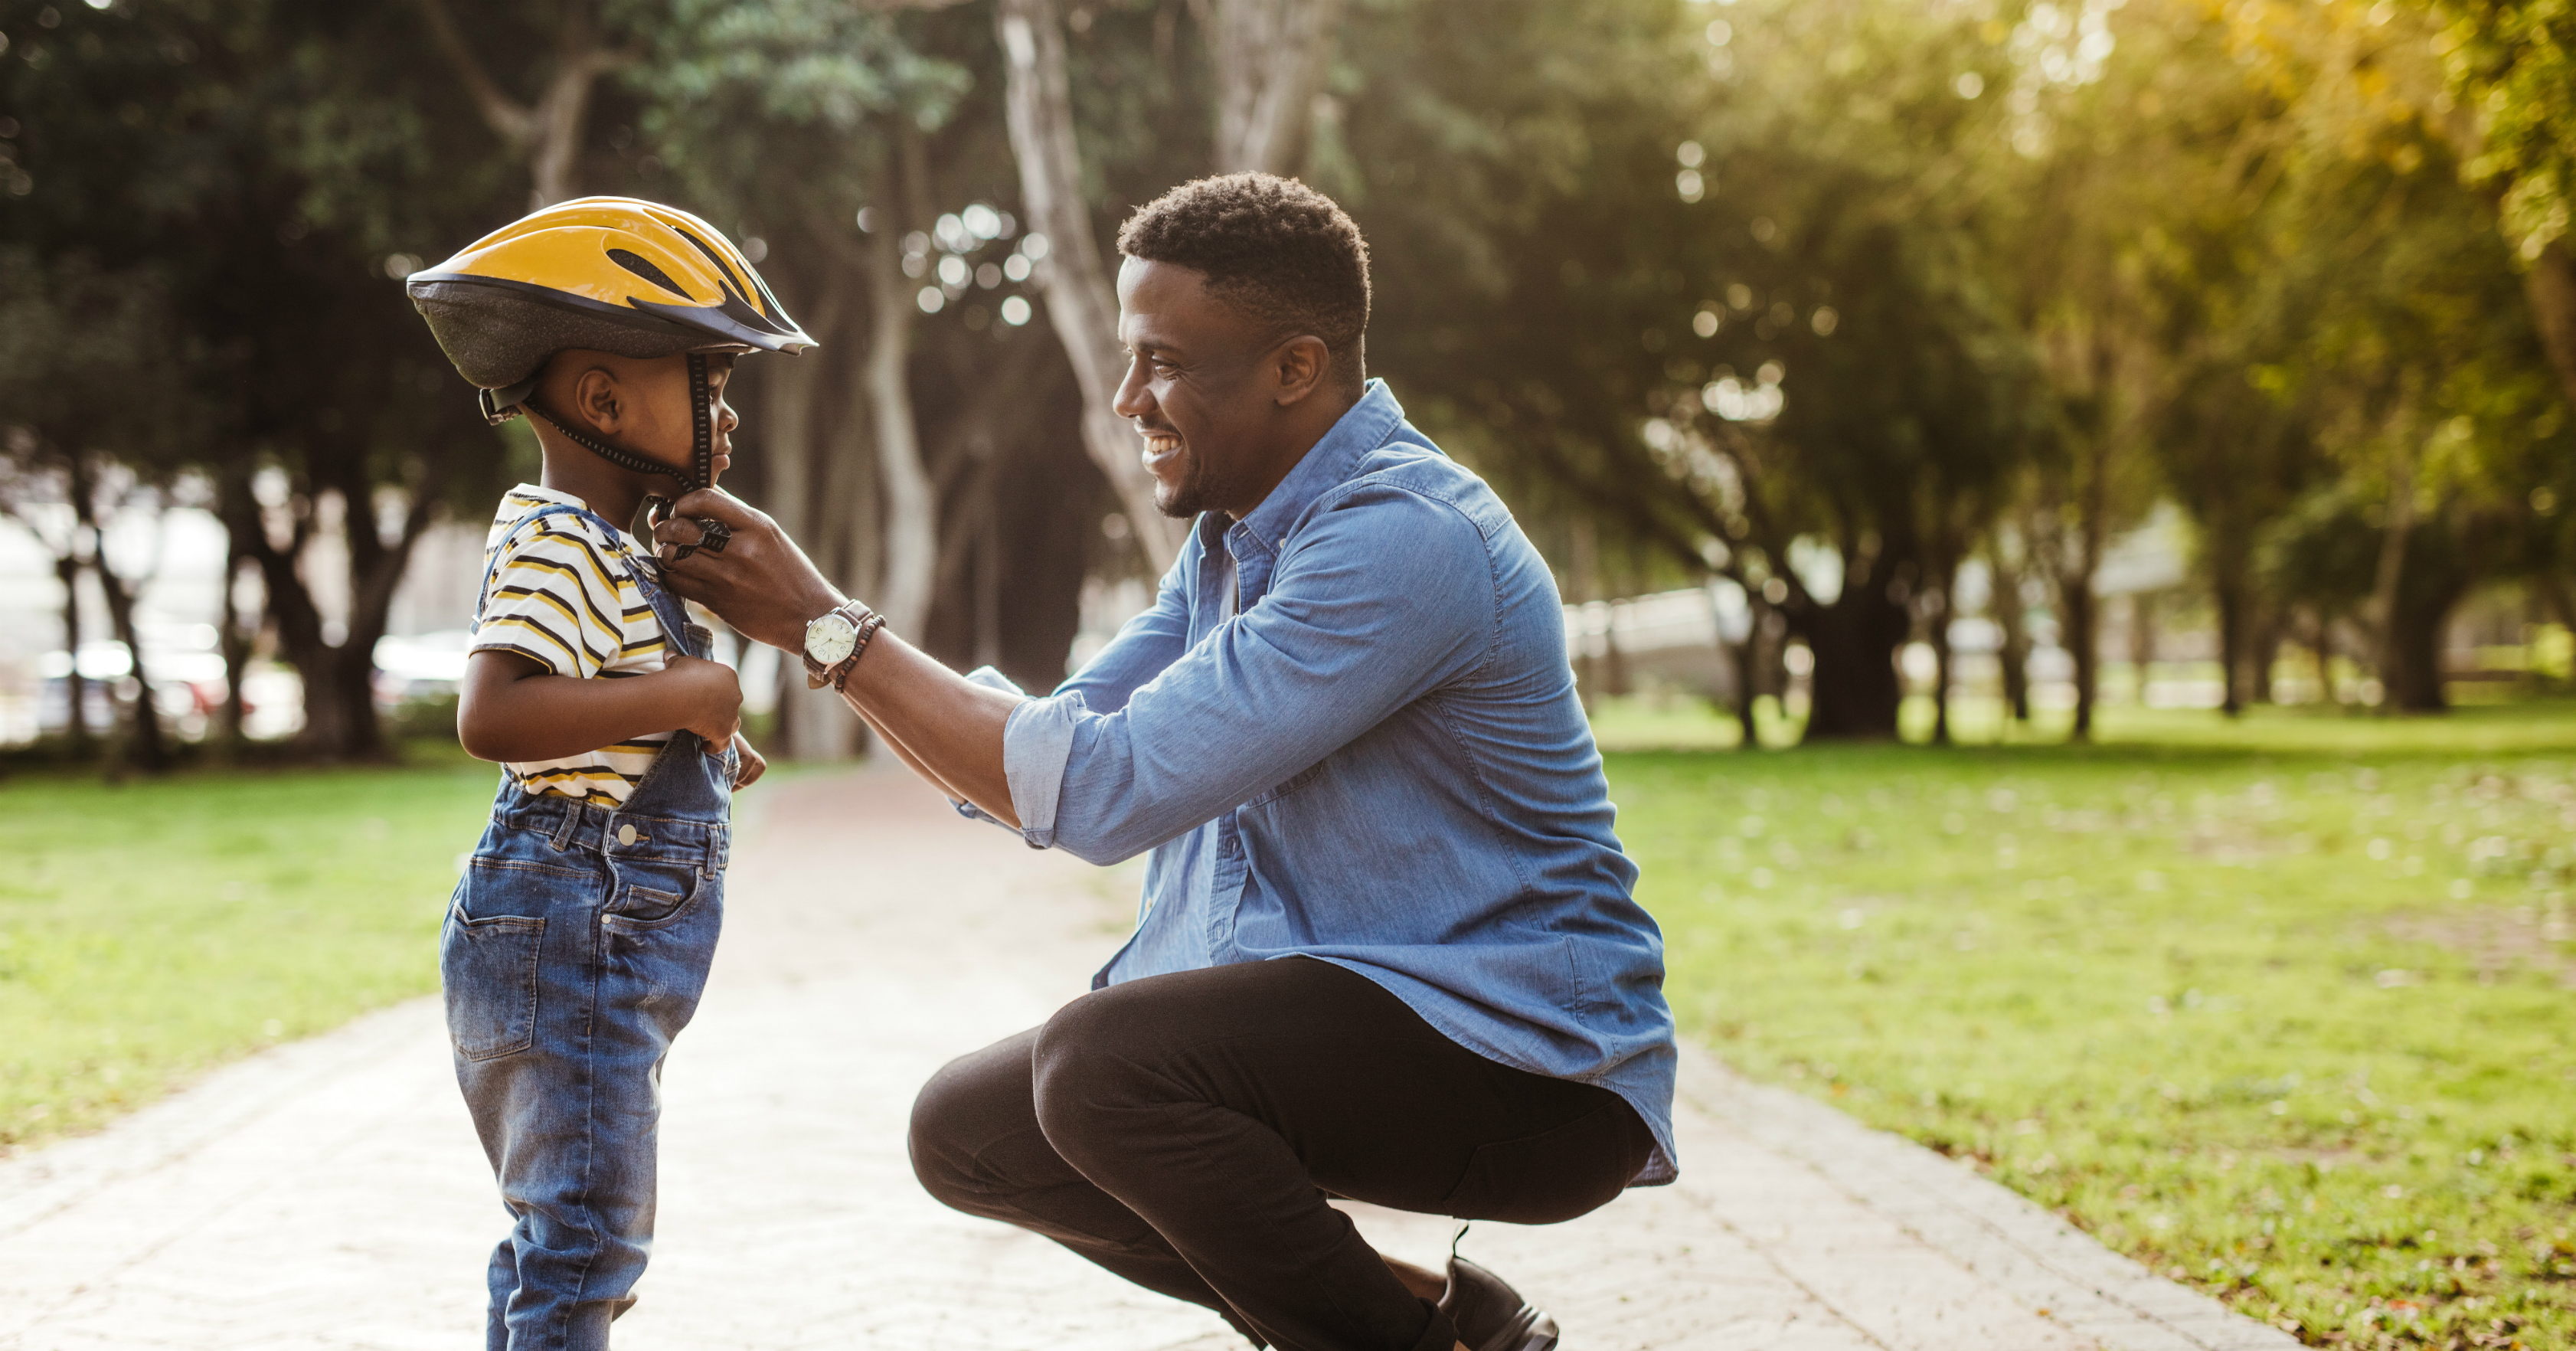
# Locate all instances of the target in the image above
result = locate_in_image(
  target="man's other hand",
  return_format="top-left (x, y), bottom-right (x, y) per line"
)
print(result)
top-left (651, 487), bottom-right (845, 652)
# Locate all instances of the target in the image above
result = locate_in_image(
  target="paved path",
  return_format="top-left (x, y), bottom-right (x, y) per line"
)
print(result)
top-left (0, 770), bottom-right (2300, 1350)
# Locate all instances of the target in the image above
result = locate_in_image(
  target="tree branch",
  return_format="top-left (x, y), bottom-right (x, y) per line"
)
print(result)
top-left (410, 0), bottom-right (535, 148)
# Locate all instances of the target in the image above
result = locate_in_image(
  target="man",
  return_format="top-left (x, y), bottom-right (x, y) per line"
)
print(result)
top-left (652, 173), bottom-right (1676, 1351)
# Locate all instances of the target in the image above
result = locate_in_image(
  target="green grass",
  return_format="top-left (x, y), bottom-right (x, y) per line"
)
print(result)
top-left (1613, 699), bottom-right (2576, 1350)
top-left (0, 746), bottom-right (499, 1152)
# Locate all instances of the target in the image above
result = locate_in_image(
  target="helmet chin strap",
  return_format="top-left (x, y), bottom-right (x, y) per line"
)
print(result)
top-left (512, 353), bottom-right (724, 554)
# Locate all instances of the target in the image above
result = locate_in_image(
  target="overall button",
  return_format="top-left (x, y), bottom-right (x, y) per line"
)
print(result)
top-left (616, 823), bottom-right (639, 846)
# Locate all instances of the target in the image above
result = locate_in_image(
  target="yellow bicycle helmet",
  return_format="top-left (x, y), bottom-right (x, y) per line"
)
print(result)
top-left (408, 196), bottom-right (814, 496)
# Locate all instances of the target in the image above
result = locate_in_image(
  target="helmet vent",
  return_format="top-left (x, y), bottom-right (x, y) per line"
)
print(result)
top-left (669, 224), bottom-right (757, 309)
top-left (607, 248), bottom-right (690, 299)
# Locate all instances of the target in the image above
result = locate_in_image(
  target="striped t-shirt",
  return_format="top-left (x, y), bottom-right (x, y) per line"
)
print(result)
top-left (471, 485), bottom-right (675, 806)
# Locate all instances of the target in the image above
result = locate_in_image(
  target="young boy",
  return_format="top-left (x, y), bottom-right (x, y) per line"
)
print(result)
top-left (406, 197), bottom-right (814, 1350)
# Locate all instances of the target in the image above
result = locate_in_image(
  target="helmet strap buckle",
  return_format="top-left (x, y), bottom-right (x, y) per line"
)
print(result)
top-left (479, 377), bottom-right (539, 426)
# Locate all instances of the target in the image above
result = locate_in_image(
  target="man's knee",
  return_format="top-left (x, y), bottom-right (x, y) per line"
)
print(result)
top-left (1028, 989), bottom-right (1165, 1171)
top-left (907, 1031), bottom-right (1038, 1211)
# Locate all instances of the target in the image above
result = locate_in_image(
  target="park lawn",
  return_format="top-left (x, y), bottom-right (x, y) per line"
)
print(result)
top-left (1614, 702), bottom-right (2576, 1351)
top-left (0, 747), bottom-right (500, 1153)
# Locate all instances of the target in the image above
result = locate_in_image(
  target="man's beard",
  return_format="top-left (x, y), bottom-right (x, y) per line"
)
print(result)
top-left (1152, 447), bottom-right (1233, 519)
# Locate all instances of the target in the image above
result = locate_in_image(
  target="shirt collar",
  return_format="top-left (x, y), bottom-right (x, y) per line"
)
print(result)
top-left (497, 483), bottom-right (642, 549)
top-left (499, 482), bottom-right (587, 518)
top-left (1224, 379), bottom-right (1405, 557)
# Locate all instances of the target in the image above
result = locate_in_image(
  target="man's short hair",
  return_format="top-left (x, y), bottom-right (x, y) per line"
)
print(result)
top-left (1116, 174), bottom-right (1370, 382)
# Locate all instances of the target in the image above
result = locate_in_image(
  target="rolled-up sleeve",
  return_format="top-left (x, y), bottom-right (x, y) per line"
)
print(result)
top-left (948, 666), bottom-right (1084, 848)
top-left (1033, 485), bottom-right (1495, 866)
top-left (999, 682), bottom-right (1084, 847)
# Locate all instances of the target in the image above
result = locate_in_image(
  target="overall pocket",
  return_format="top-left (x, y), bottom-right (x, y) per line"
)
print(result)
top-left (440, 904), bottom-right (545, 1062)
top-left (608, 856), bottom-right (705, 926)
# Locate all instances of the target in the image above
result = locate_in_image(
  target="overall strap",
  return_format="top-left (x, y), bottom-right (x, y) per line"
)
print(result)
top-left (622, 552), bottom-right (705, 660)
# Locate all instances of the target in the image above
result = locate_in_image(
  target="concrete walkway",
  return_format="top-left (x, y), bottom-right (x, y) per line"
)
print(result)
top-left (0, 770), bottom-right (2300, 1350)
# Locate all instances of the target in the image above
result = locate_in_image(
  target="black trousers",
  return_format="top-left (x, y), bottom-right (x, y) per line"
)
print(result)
top-left (907, 956), bottom-right (1653, 1351)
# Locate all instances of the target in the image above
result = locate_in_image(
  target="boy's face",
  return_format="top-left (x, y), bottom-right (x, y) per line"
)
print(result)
top-left (545, 350), bottom-right (740, 484)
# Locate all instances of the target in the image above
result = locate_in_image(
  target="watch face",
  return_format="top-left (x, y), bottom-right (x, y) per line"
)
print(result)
top-left (806, 613), bottom-right (858, 666)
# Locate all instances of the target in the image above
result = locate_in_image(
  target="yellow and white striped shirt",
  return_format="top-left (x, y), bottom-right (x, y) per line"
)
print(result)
top-left (471, 485), bottom-right (674, 806)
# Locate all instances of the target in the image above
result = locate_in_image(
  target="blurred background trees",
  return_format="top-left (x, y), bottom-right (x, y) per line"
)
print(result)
top-left (0, 0), bottom-right (2568, 765)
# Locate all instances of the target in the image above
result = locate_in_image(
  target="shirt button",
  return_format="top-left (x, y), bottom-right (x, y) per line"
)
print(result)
top-left (616, 824), bottom-right (639, 846)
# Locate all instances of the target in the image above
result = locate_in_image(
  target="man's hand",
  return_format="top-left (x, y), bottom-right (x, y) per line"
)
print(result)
top-left (660, 652), bottom-right (745, 751)
top-left (650, 488), bottom-right (846, 652)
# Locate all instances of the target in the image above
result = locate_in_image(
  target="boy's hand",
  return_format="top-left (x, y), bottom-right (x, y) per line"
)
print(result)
top-left (660, 653), bottom-right (744, 749)
top-left (731, 733), bottom-right (767, 789)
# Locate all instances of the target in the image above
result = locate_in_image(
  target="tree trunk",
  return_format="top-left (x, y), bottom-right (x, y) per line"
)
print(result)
top-left (217, 553), bottom-right (253, 755)
top-left (64, 455), bottom-right (171, 775)
top-left (868, 206), bottom-right (937, 642)
top-left (2064, 577), bottom-right (2100, 739)
top-left (1801, 558), bottom-right (1908, 741)
top-left (1928, 568), bottom-right (1956, 746)
top-left (995, 0), bottom-right (1185, 571)
top-left (2248, 603), bottom-right (2282, 705)
top-left (226, 476), bottom-right (440, 764)
top-left (760, 274), bottom-right (862, 764)
top-left (2385, 580), bottom-right (2463, 711)
top-left (2369, 436), bottom-right (2421, 713)
top-left (1718, 583), bottom-right (1763, 749)
top-left (1194, 0), bottom-right (1343, 175)
top-left (1993, 559), bottom-right (2031, 724)
top-left (1729, 635), bottom-right (1763, 747)
top-left (51, 552), bottom-right (91, 754)
top-left (2525, 238), bottom-right (2576, 416)
top-left (211, 465), bottom-right (263, 755)
top-left (83, 532), bottom-right (171, 776)
top-left (2213, 565), bottom-right (2250, 718)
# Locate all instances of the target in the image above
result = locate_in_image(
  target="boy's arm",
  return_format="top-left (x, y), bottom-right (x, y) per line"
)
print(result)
top-left (459, 649), bottom-right (742, 764)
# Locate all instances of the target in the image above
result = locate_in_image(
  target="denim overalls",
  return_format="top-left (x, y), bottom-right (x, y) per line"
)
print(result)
top-left (443, 502), bottom-right (734, 1351)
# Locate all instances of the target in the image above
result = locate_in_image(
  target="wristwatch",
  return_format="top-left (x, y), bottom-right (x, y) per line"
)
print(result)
top-left (803, 600), bottom-right (884, 691)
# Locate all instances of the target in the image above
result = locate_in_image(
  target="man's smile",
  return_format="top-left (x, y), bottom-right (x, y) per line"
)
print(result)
top-left (1139, 427), bottom-right (1184, 471)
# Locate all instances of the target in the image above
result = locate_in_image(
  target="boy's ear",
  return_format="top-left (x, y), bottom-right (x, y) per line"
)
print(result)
top-left (570, 366), bottom-right (623, 435)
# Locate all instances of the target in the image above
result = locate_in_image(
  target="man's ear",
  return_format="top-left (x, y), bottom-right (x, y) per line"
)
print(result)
top-left (570, 366), bottom-right (623, 435)
top-left (1271, 335), bottom-right (1331, 407)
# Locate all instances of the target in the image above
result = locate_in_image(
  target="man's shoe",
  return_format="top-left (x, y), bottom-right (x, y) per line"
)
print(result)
top-left (1437, 1255), bottom-right (1560, 1351)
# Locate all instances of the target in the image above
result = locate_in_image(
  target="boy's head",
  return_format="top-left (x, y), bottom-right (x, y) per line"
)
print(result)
top-left (408, 197), bottom-right (809, 494)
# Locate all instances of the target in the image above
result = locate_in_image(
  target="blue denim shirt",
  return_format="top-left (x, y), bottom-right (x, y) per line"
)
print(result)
top-left (976, 381), bottom-right (1676, 1186)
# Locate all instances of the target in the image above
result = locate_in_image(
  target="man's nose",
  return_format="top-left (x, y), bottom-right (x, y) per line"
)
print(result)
top-left (1112, 352), bottom-right (1152, 420)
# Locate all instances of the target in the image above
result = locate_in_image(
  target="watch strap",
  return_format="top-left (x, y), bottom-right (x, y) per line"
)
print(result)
top-left (803, 600), bottom-right (884, 691)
